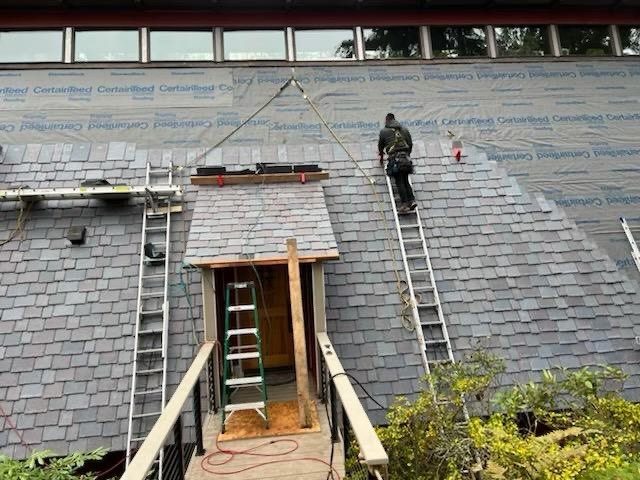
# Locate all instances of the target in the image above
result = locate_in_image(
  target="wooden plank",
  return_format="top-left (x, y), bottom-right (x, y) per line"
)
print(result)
top-left (190, 171), bottom-right (329, 186)
top-left (287, 238), bottom-right (312, 428)
top-left (187, 251), bottom-right (339, 269)
top-left (120, 342), bottom-right (215, 480)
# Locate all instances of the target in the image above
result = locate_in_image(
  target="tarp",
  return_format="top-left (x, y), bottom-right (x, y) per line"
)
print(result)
top-left (0, 61), bottom-right (639, 281)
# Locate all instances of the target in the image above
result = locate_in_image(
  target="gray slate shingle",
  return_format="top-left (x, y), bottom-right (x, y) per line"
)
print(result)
top-left (2, 139), bottom-right (640, 453)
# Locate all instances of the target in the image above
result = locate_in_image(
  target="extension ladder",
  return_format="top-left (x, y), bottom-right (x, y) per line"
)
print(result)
top-left (384, 174), bottom-right (455, 375)
top-left (221, 282), bottom-right (269, 433)
top-left (621, 217), bottom-right (640, 274)
top-left (126, 162), bottom-right (177, 477)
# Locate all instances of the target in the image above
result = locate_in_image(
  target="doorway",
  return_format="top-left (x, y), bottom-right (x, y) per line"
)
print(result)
top-left (214, 264), bottom-right (316, 377)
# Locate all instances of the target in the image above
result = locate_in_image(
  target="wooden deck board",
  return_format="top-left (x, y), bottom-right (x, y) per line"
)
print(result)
top-left (186, 399), bottom-right (345, 480)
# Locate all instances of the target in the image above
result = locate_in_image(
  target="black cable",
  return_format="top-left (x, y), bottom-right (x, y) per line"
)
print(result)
top-left (323, 383), bottom-right (337, 480)
top-left (331, 372), bottom-right (386, 410)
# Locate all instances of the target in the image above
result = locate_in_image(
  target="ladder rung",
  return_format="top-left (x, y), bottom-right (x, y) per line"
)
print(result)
top-left (403, 238), bottom-right (422, 243)
top-left (145, 226), bottom-right (167, 232)
top-left (138, 348), bottom-right (162, 355)
top-left (424, 339), bottom-right (448, 345)
top-left (421, 320), bottom-right (443, 326)
top-left (226, 376), bottom-right (263, 386)
top-left (141, 291), bottom-right (164, 298)
top-left (413, 285), bottom-right (434, 291)
top-left (227, 328), bottom-right (258, 337)
top-left (139, 328), bottom-right (162, 335)
top-left (230, 344), bottom-right (258, 351)
top-left (142, 274), bottom-right (165, 280)
top-left (227, 352), bottom-right (260, 360)
top-left (406, 254), bottom-right (425, 259)
top-left (140, 309), bottom-right (163, 316)
top-left (410, 269), bottom-right (431, 275)
top-left (131, 437), bottom-right (147, 443)
top-left (400, 223), bottom-right (420, 229)
top-left (137, 368), bottom-right (163, 375)
top-left (224, 401), bottom-right (265, 412)
top-left (228, 282), bottom-right (254, 289)
top-left (134, 388), bottom-right (163, 396)
top-left (228, 305), bottom-right (255, 312)
top-left (418, 302), bottom-right (439, 309)
top-left (146, 211), bottom-right (167, 218)
top-left (149, 169), bottom-right (170, 174)
top-left (133, 411), bottom-right (162, 419)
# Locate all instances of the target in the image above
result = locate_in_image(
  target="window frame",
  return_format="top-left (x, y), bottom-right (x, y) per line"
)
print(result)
top-left (0, 29), bottom-right (65, 64)
top-left (221, 28), bottom-right (288, 62)
top-left (618, 25), bottom-right (640, 56)
top-left (147, 28), bottom-right (215, 62)
top-left (557, 24), bottom-right (614, 57)
top-left (361, 26), bottom-right (422, 60)
top-left (73, 28), bottom-right (142, 63)
top-left (492, 25), bottom-right (552, 58)
top-left (429, 25), bottom-right (489, 59)
top-left (292, 27), bottom-right (357, 61)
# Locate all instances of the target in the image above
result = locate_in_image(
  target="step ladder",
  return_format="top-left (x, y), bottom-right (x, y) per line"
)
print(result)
top-left (384, 174), bottom-right (455, 375)
top-left (621, 217), bottom-right (640, 274)
top-left (126, 162), bottom-right (177, 477)
top-left (221, 282), bottom-right (269, 433)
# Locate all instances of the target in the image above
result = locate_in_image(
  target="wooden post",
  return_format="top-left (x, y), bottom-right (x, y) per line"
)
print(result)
top-left (287, 238), bottom-right (313, 428)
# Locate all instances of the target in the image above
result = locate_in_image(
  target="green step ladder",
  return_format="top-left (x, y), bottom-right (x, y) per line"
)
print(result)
top-left (221, 282), bottom-right (269, 433)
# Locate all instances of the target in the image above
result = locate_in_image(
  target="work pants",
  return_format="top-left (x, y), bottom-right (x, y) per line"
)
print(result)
top-left (393, 172), bottom-right (414, 205)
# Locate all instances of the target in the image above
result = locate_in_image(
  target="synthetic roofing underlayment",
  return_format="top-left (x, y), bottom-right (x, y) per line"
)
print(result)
top-left (0, 139), bottom-right (639, 456)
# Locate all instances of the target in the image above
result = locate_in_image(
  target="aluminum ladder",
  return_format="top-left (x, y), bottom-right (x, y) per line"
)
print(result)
top-left (621, 217), bottom-right (640, 274)
top-left (384, 174), bottom-right (455, 375)
top-left (221, 282), bottom-right (269, 433)
top-left (126, 162), bottom-right (176, 477)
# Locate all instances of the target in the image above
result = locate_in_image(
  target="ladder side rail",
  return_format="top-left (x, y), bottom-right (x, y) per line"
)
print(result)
top-left (621, 217), bottom-right (640, 273)
top-left (161, 163), bottom-right (173, 409)
top-left (409, 179), bottom-right (455, 364)
top-left (126, 163), bottom-right (153, 467)
top-left (384, 174), bottom-right (431, 375)
top-left (408, 176), bottom-right (470, 424)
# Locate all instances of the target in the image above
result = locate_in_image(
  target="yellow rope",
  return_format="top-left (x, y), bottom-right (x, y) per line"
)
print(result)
top-left (290, 78), bottom-right (417, 332)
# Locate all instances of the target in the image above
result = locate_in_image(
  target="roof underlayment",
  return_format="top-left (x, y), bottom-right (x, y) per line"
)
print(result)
top-left (0, 139), bottom-right (639, 455)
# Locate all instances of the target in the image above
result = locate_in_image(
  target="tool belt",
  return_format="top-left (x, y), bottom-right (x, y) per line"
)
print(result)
top-left (386, 151), bottom-right (413, 176)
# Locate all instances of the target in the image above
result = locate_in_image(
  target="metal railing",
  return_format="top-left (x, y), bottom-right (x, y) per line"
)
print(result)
top-left (121, 342), bottom-right (217, 480)
top-left (317, 332), bottom-right (389, 480)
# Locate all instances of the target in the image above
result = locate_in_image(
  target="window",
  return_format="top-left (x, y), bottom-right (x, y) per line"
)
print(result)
top-left (0, 30), bottom-right (63, 63)
top-left (295, 29), bottom-right (354, 60)
top-left (74, 30), bottom-right (140, 62)
top-left (494, 26), bottom-right (550, 57)
top-left (150, 30), bottom-right (214, 61)
top-left (558, 26), bottom-right (612, 56)
top-left (223, 29), bottom-right (286, 60)
top-left (431, 26), bottom-right (487, 58)
top-left (363, 27), bottom-right (420, 59)
top-left (619, 26), bottom-right (640, 55)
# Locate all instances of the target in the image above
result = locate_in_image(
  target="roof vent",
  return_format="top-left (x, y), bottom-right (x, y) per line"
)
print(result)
top-left (67, 226), bottom-right (87, 245)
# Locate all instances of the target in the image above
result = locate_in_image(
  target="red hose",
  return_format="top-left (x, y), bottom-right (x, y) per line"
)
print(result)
top-left (200, 435), bottom-right (341, 479)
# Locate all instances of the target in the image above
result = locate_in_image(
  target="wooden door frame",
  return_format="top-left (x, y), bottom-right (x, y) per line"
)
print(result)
top-left (202, 262), bottom-right (324, 400)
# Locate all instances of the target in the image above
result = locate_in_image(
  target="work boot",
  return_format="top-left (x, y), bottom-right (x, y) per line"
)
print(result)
top-left (409, 201), bottom-right (417, 210)
top-left (398, 204), bottom-right (410, 215)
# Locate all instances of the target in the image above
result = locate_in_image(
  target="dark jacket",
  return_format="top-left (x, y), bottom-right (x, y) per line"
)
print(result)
top-left (378, 119), bottom-right (413, 156)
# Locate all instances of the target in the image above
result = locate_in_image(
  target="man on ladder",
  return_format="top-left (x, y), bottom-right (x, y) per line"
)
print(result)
top-left (378, 112), bottom-right (415, 214)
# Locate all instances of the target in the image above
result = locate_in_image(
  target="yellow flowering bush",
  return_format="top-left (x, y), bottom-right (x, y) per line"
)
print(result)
top-left (372, 352), bottom-right (640, 480)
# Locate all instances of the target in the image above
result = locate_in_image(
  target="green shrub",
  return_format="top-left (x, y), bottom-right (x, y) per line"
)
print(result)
top-left (375, 351), bottom-right (640, 480)
top-left (0, 448), bottom-right (107, 480)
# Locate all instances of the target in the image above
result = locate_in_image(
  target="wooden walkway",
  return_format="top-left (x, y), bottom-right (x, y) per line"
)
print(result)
top-left (186, 382), bottom-right (345, 480)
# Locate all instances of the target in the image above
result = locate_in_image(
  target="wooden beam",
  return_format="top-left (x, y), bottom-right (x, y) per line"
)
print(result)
top-left (201, 269), bottom-right (221, 410)
top-left (287, 238), bottom-right (312, 428)
top-left (190, 171), bottom-right (329, 186)
top-left (186, 250), bottom-right (339, 269)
